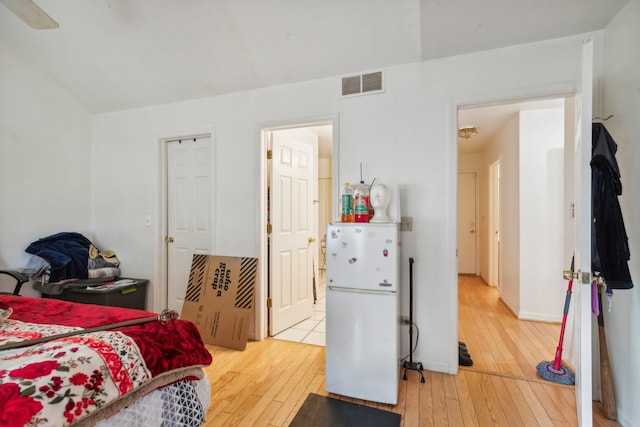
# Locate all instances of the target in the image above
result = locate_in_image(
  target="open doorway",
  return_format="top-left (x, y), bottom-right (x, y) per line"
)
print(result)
top-left (259, 120), bottom-right (335, 345)
top-left (456, 97), bottom-right (568, 378)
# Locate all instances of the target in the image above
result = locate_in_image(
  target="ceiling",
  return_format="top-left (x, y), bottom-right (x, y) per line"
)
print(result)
top-left (458, 97), bottom-right (567, 154)
top-left (0, 0), bottom-right (629, 115)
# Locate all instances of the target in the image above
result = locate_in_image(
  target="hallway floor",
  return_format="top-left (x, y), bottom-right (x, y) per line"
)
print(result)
top-left (272, 271), bottom-right (326, 347)
top-left (458, 274), bottom-right (562, 379)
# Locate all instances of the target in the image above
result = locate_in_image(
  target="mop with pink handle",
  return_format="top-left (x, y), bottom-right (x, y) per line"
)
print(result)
top-left (536, 255), bottom-right (576, 385)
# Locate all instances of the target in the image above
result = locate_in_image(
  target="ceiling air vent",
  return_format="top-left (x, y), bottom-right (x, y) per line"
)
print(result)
top-left (341, 71), bottom-right (384, 97)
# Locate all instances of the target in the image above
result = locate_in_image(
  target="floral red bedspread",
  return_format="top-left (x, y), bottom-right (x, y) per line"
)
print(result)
top-left (0, 295), bottom-right (212, 427)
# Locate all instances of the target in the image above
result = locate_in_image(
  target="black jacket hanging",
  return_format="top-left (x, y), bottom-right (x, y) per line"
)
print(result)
top-left (591, 122), bottom-right (633, 289)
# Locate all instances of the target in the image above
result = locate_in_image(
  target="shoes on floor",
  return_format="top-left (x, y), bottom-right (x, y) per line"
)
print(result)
top-left (459, 352), bottom-right (474, 366)
top-left (458, 341), bottom-right (473, 366)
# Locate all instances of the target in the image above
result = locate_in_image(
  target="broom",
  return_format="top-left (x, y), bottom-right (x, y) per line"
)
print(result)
top-left (536, 256), bottom-right (576, 385)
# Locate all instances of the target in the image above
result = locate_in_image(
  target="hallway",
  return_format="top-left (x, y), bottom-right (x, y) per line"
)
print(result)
top-left (458, 274), bottom-right (561, 380)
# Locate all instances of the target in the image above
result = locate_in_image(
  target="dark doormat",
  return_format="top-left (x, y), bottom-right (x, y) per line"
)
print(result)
top-left (289, 393), bottom-right (401, 427)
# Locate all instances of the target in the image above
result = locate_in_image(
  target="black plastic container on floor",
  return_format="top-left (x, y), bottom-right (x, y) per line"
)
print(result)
top-left (48, 279), bottom-right (148, 310)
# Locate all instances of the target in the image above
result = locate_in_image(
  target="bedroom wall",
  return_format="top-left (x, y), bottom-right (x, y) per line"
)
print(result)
top-left (601, 0), bottom-right (640, 425)
top-left (90, 33), bottom-right (588, 373)
top-left (0, 40), bottom-right (92, 297)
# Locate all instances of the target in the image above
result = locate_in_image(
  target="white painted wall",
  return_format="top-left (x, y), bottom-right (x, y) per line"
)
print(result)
top-left (519, 107), bottom-right (566, 321)
top-left (0, 40), bottom-right (91, 297)
top-left (601, 1), bottom-right (640, 425)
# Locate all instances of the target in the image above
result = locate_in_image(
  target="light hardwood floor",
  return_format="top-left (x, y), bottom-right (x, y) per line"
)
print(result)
top-left (458, 274), bottom-right (565, 380)
top-left (201, 275), bottom-right (619, 426)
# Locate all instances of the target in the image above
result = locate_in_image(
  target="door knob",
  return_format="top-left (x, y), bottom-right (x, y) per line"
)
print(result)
top-left (165, 236), bottom-right (174, 243)
top-left (308, 237), bottom-right (316, 243)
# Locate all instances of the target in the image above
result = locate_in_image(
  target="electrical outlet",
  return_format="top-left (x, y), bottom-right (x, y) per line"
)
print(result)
top-left (400, 216), bottom-right (413, 231)
top-left (399, 316), bottom-right (410, 325)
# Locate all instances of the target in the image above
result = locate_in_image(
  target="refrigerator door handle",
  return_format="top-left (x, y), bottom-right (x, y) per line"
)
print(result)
top-left (328, 286), bottom-right (396, 295)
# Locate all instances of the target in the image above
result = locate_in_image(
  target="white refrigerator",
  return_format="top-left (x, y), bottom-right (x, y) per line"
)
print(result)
top-left (325, 222), bottom-right (400, 405)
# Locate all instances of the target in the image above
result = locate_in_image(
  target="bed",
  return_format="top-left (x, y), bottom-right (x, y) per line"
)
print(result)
top-left (0, 294), bottom-right (213, 426)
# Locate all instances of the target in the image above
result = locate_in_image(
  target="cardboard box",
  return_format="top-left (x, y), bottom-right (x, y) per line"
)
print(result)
top-left (181, 255), bottom-right (258, 350)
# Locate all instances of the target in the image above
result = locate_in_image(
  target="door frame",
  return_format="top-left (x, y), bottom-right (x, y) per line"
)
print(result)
top-left (256, 115), bottom-right (340, 340)
top-left (446, 81), bottom-right (593, 417)
top-left (448, 83), bottom-right (577, 374)
top-left (155, 127), bottom-right (216, 314)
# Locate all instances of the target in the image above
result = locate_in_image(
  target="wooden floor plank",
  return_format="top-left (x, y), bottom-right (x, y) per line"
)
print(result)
top-left (418, 370), bottom-right (435, 427)
top-left (465, 370), bottom-right (496, 426)
top-left (402, 373), bottom-right (421, 427)
top-left (490, 375), bottom-right (526, 426)
top-left (515, 379), bottom-right (556, 427)
top-left (502, 376), bottom-right (540, 426)
top-left (430, 371), bottom-right (449, 426)
top-left (250, 400), bottom-right (283, 427)
top-left (455, 371), bottom-right (480, 427)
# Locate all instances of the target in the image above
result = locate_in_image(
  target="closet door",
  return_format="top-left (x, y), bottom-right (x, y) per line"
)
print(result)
top-left (166, 136), bottom-right (213, 313)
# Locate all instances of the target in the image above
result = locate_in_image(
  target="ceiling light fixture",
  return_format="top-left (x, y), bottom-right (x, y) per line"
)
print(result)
top-left (458, 126), bottom-right (478, 139)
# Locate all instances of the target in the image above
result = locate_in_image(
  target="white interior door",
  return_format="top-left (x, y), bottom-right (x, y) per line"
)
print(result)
top-left (167, 136), bottom-right (212, 313)
top-left (269, 128), bottom-right (318, 335)
top-left (457, 171), bottom-right (477, 274)
top-left (573, 38), bottom-right (594, 426)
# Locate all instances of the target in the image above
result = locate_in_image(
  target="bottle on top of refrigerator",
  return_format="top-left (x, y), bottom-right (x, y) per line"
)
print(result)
top-left (340, 182), bottom-right (354, 223)
top-left (353, 181), bottom-right (370, 223)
